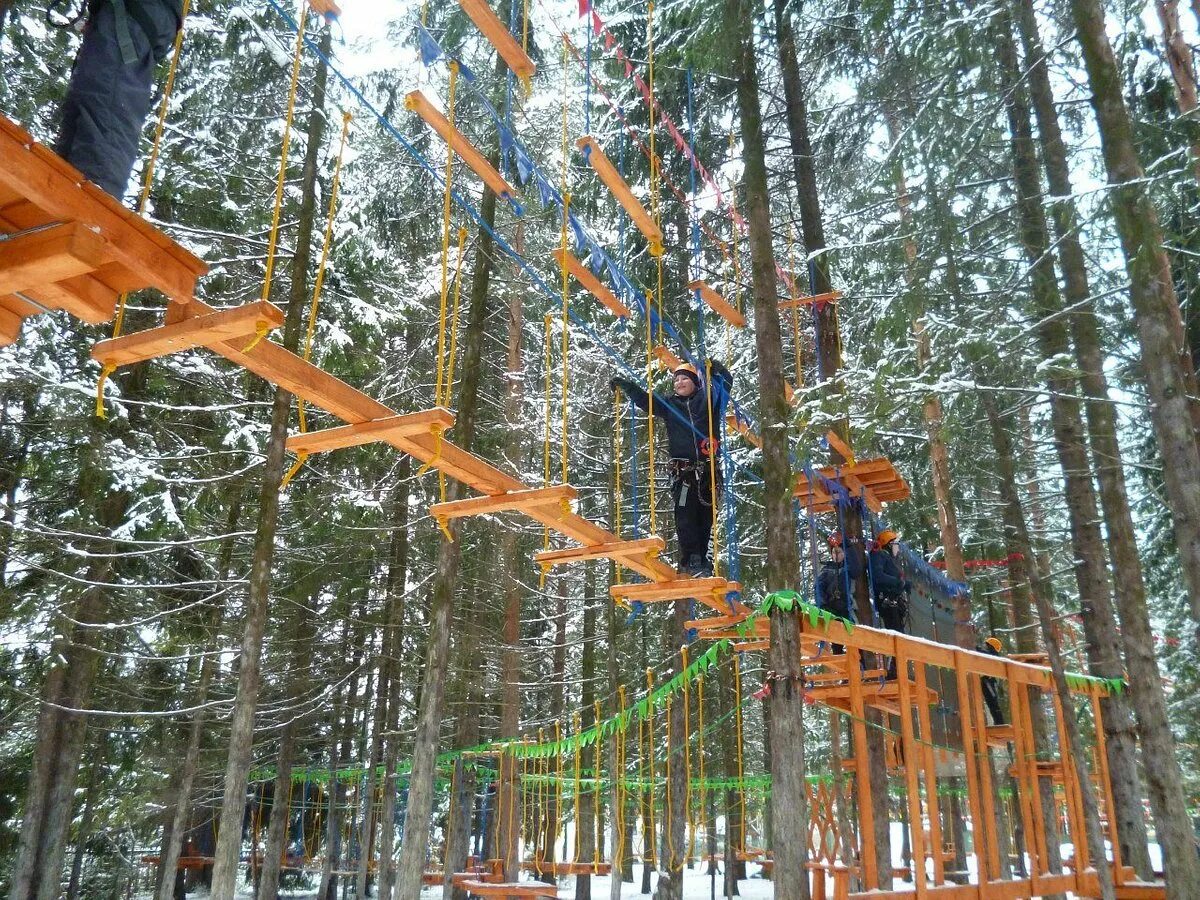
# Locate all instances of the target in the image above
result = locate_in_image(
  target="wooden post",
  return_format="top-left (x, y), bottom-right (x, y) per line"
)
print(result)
top-left (894, 649), bottom-right (928, 898)
top-left (845, 646), bottom-right (878, 888)
top-left (1050, 688), bottom-right (1088, 885)
top-left (1089, 690), bottom-right (1124, 885)
top-left (913, 662), bottom-right (944, 885)
top-left (952, 652), bottom-right (989, 886)
top-left (969, 674), bottom-right (1003, 879)
top-left (1004, 667), bottom-right (1043, 892)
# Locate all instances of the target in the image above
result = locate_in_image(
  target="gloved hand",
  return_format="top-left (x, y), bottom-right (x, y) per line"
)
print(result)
top-left (610, 376), bottom-right (631, 393)
top-left (709, 359), bottom-right (732, 381)
top-left (903, 579), bottom-right (913, 595)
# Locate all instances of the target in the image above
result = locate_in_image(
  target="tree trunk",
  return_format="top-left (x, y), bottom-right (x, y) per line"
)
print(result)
top-left (1014, 0), bottom-right (1197, 885)
top-left (65, 753), bottom-right (102, 900)
top-left (209, 28), bottom-right (331, 899)
top-left (1070, 0), bottom-right (1200, 639)
top-left (1155, 0), bottom-right (1200, 185)
top-left (392, 155), bottom-right (498, 896)
top-left (575, 573), bottom-right (599, 900)
top-left (739, 4), bottom-right (807, 892)
top-left (985, 397), bottom-right (1115, 900)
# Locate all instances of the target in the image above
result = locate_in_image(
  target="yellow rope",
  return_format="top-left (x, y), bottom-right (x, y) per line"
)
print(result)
top-left (645, 289), bottom-right (657, 536)
top-left (555, 720), bottom-right (565, 859)
top-left (645, 667), bottom-right (656, 867)
top-left (664, 692), bottom-right (674, 867)
top-left (733, 652), bottom-right (747, 853)
top-left (536, 727), bottom-right (546, 868)
top-left (697, 667), bottom-right (706, 858)
top-left (704, 360), bottom-right (721, 578)
top-left (573, 711), bottom-right (582, 862)
top-left (433, 61), bottom-right (461, 408)
top-left (613, 391), bottom-right (623, 584)
top-left (241, 319), bottom-right (271, 353)
top-left (444, 226), bottom-right (469, 407)
top-left (559, 39), bottom-right (571, 489)
top-left (261, 5), bottom-right (309, 306)
top-left (541, 314), bottom-right (553, 565)
top-left (681, 644), bottom-right (693, 863)
top-left (616, 686), bottom-right (628, 874)
top-left (593, 699), bottom-right (603, 871)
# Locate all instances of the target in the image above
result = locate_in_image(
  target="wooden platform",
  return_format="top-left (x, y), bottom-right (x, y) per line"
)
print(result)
top-left (552, 246), bottom-right (631, 318)
top-left (139, 854), bottom-right (214, 870)
top-left (0, 115), bottom-right (207, 346)
top-left (535, 536), bottom-right (664, 568)
top-left (522, 860), bottom-right (612, 876)
top-left (431, 485), bottom-right (577, 521)
top-left (286, 408), bottom-right (456, 455)
top-left (456, 0), bottom-right (536, 80)
top-left (808, 677), bottom-right (939, 717)
top-left (459, 880), bottom-right (557, 898)
top-left (778, 290), bottom-right (841, 310)
top-left (688, 280), bottom-right (745, 327)
top-left (92, 300), bottom-right (282, 367)
top-left (406, 91), bottom-right (518, 202)
top-left (794, 457), bottom-right (910, 514)
top-left (577, 136), bottom-right (663, 255)
top-left (611, 577), bottom-right (742, 606)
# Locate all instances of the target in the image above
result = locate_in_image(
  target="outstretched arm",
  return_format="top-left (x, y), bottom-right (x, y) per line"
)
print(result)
top-left (611, 376), bottom-right (666, 418)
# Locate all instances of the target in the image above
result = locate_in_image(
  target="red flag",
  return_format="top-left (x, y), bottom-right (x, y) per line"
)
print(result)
top-left (592, 10), bottom-right (602, 35)
top-left (577, 0), bottom-right (590, 15)
top-left (604, 30), bottom-right (614, 49)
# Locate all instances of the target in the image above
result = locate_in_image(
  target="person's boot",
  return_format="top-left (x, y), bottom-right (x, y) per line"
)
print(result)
top-left (680, 554), bottom-right (705, 577)
top-left (695, 555), bottom-right (714, 578)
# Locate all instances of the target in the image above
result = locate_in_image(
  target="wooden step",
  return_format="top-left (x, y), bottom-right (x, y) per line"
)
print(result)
top-left (653, 345), bottom-right (681, 371)
top-left (458, 880), bottom-right (557, 898)
top-left (577, 136), bottom-right (663, 256)
top-left (688, 279), bottom-right (745, 328)
top-left (0, 222), bottom-right (109, 297)
top-left (522, 860), bottom-right (612, 876)
top-left (777, 290), bottom-right (841, 310)
top-left (534, 536), bottom-right (664, 567)
top-left (985, 725), bottom-right (1015, 747)
top-left (683, 612), bottom-right (752, 632)
top-left (726, 413), bottom-right (762, 449)
top-left (431, 485), bottom-right (577, 521)
top-left (91, 300), bottom-right (283, 367)
top-left (0, 114), bottom-right (206, 307)
top-left (406, 91), bottom-right (518, 203)
top-left (794, 456), bottom-right (910, 513)
top-left (287, 408), bottom-right (456, 455)
top-left (456, 0), bottom-right (536, 80)
top-left (733, 639), bottom-right (768, 652)
top-left (551, 246), bottom-right (631, 318)
top-left (611, 577), bottom-right (740, 604)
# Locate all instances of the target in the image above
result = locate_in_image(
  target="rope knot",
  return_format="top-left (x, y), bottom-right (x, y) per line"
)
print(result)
top-left (94, 362), bottom-right (117, 419)
top-left (241, 320), bottom-right (271, 353)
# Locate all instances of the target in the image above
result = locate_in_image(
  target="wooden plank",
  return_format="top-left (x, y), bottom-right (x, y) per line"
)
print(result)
top-left (551, 246), bottom-right (631, 317)
top-left (777, 290), bottom-right (842, 310)
top-left (0, 115), bottom-right (206, 301)
top-left (653, 345), bottom-right (681, 370)
top-left (825, 429), bottom-right (855, 463)
top-left (287, 408), bottom-right (456, 455)
top-left (534, 536), bottom-right (664, 567)
top-left (21, 270), bottom-right (119, 324)
top-left (405, 91), bottom-right (518, 201)
top-left (726, 414), bottom-right (762, 448)
top-left (431, 485), bottom-right (577, 521)
top-left (455, 0), bottom-right (536, 79)
top-left (733, 640), bottom-right (769, 652)
top-left (457, 880), bottom-right (557, 898)
top-left (577, 136), bottom-right (663, 254)
top-left (92, 300), bottom-right (284, 367)
top-left (522, 861), bottom-right (612, 876)
top-left (611, 577), bottom-right (739, 604)
top-left (0, 223), bottom-right (109, 296)
top-left (688, 279), bottom-right (745, 328)
top-left (0, 302), bottom-right (21, 346)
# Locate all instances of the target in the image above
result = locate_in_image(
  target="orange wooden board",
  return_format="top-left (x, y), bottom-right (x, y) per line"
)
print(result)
top-left (457, 880), bottom-right (557, 898)
top-left (92, 300), bottom-right (283, 367)
top-left (611, 577), bottom-right (741, 606)
top-left (287, 408), bottom-right (456, 455)
top-left (535, 536), bottom-right (664, 567)
top-left (726, 414), bottom-right (762, 448)
top-left (552, 246), bottom-right (631, 318)
top-left (688, 279), bottom-right (745, 328)
top-left (406, 91), bottom-right (518, 201)
top-left (456, 0), bottom-right (536, 79)
top-left (577, 136), bottom-right (663, 254)
top-left (431, 485), bottom-right (576, 520)
top-left (0, 222), bottom-right (109, 297)
top-left (778, 290), bottom-right (841, 310)
top-left (653, 345), bottom-right (681, 371)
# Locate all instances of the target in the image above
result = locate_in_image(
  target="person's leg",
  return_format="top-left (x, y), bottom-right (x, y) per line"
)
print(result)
top-left (674, 472), bottom-right (705, 572)
top-left (56, 1), bottom-right (179, 197)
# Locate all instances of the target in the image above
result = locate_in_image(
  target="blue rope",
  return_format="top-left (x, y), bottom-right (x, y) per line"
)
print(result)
top-left (628, 399), bottom-right (640, 538)
top-left (585, 0), bottom-right (592, 135)
top-left (686, 67), bottom-right (703, 352)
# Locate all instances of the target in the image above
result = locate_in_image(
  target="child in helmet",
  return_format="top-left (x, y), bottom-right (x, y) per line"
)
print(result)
top-left (611, 361), bottom-right (732, 577)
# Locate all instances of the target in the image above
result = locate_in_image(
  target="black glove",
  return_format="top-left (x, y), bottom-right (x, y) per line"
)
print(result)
top-left (709, 359), bottom-right (732, 381)
top-left (610, 376), bottom-right (632, 393)
top-left (903, 579), bottom-right (912, 595)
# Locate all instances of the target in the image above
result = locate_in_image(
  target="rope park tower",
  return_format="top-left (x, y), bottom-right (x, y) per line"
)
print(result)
top-left (0, 0), bottom-right (1176, 898)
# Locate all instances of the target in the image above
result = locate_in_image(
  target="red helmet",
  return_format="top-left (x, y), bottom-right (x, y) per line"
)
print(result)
top-left (827, 532), bottom-right (844, 548)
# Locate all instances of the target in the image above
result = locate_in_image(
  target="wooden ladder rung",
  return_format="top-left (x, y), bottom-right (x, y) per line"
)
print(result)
top-left (455, 0), bottom-right (536, 79)
top-left (535, 536), bottom-right (664, 567)
top-left (611, 577), bottom-right (740, 604)
top-left (577, 136), bottom-right (663, 255)
top-left (91, 300), bottom-right (284, 367)
top-left (777, 290), bottom-right (842, 310)
top-left (733, 640), bottom-right (768, 652)
top-left (430, 485), bottom-right (577, 521)
top-left (653, 345), bottom-right (681, 371)
top-left (726, 414), bottom-right (762, 448)
top-left (287, 408), bottom-right (456, 455)
top-left (18, 271), bottom-right (119, 325)
top-left (551, 246), bottom-right (631, 318)
top-left (824, 428), bottom-right (855, 464)
top-left (406, 91), bottom-right (518, 202)
top-left (688, 279), bottom-right (745, 328)
top-left (0, 222), bottom-right (109, 297)
top-left (306, 0), bottom-right (341, 17)
top-left (457, 880), bottom-right (557, 898)
top-left (683, 611), bottom-right (752, 632)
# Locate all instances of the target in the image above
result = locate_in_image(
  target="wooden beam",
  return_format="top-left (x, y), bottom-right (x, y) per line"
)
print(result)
top-left (0, 223), bottom-right (109, 296)
top-left (688, 280), bottom-right (745, 327)
top-left (534, 536), bottom-right (664, 567)
top-left (611, 577), bottom-right (740, 604)
top-left (577, 136), bottom-right (663, 254)
top-left (777, 290), bottom-right (842, 310)
top-left (405, 91), bottom-right (518, 201)
top-left (0, 302), bottom-right (21, 346)
top-left (455, 0), bottom-right (536, 79)
top-left (653, 345), bottom-right (681, 371)
top-left (726, 414), bottom-right (762, 448)
top-left (306, 0), bottom-right (341, 17)
top-left (430, 485), bottom-right (577, 521)
top-left (92, 301), bottom-right (284, 367)
top-left (551, 246), bottom-right (632, 318)
top-left (20, 271), bottom-right (118, 324)
top-left (824, 429), bottom-right (855, 464)
top-left (733, 640), bottom-right (769, 652)
top-left (0, 115), bottom-right (206, 302)
top-left (287, 408), bottom-right (456, 455)
top-left (456, 881), bottom-right (557, 898)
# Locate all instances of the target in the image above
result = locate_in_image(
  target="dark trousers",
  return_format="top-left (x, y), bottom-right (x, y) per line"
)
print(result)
top-left (671, 463), bottom-right (718, 566)
top-left (982, 678), bottom-right (1005, 726)
top-left (56, 0), bottom-right (180, 198)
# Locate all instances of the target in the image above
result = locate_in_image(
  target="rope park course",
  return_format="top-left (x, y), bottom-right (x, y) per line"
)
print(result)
top-left (0, 0), bottom-right (1172, 899)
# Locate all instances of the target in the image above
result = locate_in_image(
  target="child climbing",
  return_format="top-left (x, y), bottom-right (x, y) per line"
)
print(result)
top-left (980, 636), bottom-right (1007, 725)
top-left (610, 361), bottom-right (732, 577)
top-left (869, 529), bottom-right (911, 633)
top-left (815, 532), bottom-right (862, 622)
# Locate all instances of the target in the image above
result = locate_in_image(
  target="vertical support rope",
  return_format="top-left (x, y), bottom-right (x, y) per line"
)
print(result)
top-left (704, 360), bottom-right (721, 578)
top-left (559, 42), bottom-right (571, 490)
top-left (433, 61), bottom-right (461, 408)
top-left (733, 653), bottom-right (747, 853)
top-left (616, 685), bottom-right (628, 874)
top-left (614, 391), bottom-right (624, 584)
top-left (573, 711), bottom-right (582, 862)
top-left (645, 667), bottom-right (656, 868)
top-left (681, 643), bottom-right (693, 864)
top-left (443, 226), bottom-right (469, 406)
top-left (697, 666), bottom-right (706, 860)
top-left (542, 314), bottom-right (554, 563)
top-left (554, 720), bottom-right (565, 860)
top-left (593, 698), bottom-right (603, 871)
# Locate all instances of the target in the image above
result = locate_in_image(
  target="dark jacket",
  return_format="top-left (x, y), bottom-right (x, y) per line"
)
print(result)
top-left (815, 561), bottom-right (852, 620)
top-left (613, 365), bottom-right (732, 462)
top-left (869, 547), bottom-right (910, 601)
